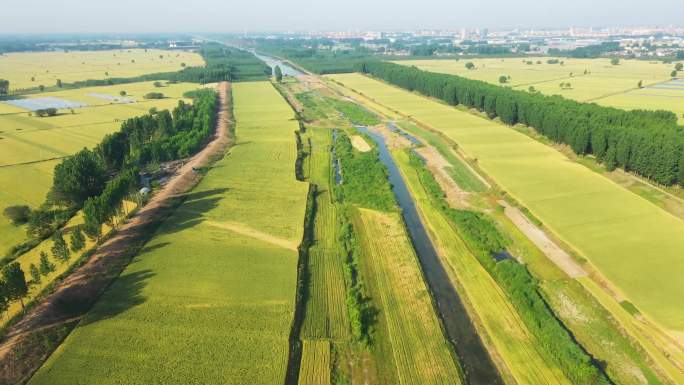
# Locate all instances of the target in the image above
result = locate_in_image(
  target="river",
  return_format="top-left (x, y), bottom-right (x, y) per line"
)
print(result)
top-left (356, 126), bottom-right (503, 385)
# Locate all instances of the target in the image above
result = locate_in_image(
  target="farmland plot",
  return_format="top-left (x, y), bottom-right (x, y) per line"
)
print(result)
top-left (353, 207), bottom-right (462, 385)
top-left (0, 49), bottom-right (203, 91)
top-left (0, 81), bottom-right (202, 254)
top-left (396, 58), bottom-right (683, 122)
top-left (328, 73), bottom-right (684, 341)
top-left (28, 81), bottom-right (309, 385)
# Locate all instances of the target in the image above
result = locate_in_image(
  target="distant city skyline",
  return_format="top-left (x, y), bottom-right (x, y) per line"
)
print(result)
top-left (1, 0), bottom-right (683, 34)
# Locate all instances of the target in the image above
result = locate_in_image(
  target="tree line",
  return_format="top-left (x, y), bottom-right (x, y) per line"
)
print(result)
top-left (407, 151), bottom-right (612, 385)
top-left (357, 61), bottom-right (684, 186)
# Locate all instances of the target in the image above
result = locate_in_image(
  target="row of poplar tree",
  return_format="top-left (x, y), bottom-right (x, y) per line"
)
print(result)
top-left (357, 61), bottom-right (684, 186)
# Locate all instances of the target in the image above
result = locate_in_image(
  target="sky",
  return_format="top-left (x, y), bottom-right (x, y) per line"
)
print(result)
top-left (1, 0), bottom-right (683, 33)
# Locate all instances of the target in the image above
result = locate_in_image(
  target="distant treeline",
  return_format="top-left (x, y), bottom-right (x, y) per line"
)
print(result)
top-left (549, 42), bottom-right (622, 58)
top-left (357, 61), bottom-right (684, 186)
top-left (6, 44), bottom-right (269, 95)
top-left (407, 151), bottom-right (612, 385)
top-left (253, 38), bottom-right (376, 74)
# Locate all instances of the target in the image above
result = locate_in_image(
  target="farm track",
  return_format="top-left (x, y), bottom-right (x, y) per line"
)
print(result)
top-left (0, 81), bottom-right (233, 385)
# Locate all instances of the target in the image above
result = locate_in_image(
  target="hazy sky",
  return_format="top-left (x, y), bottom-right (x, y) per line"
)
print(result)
top-left (1, 0), bottom-right (682, 33)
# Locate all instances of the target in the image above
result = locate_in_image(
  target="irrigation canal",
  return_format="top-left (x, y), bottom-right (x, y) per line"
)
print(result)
top-left (357, 126), bottom-right (503, 385)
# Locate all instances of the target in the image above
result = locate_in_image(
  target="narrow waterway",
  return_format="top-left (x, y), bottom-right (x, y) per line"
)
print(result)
top-left (357, 126), bottom-right (503, 385)
top-left (250, 51), bottom-right (304, 77)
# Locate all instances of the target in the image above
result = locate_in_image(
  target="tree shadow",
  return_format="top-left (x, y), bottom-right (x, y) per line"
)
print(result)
top-left (76, 269), bottom-right (155, 326)
top-left (154, 187), bottom-right (229, 237)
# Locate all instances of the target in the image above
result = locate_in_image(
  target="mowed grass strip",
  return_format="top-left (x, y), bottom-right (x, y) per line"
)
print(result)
top-left (298, 340), bottom-right (331, 385)
top-left (28, 81), bottom-right (309, 385)
top-left (328, 73), bottom-right (684, 335)
top-left (353, 207), bottom-right (462, 385)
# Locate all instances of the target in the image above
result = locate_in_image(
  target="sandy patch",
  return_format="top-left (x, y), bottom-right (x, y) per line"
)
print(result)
top-left (351, 135), bottom-right (371, 152)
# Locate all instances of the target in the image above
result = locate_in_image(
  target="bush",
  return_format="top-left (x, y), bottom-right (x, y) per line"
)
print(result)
top-left (3, 205), bottom-right (31, 225)
top-left (144, 92), bottom-right (164, 100)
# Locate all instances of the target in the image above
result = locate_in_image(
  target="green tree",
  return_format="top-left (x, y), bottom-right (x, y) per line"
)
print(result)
top-left (0, 79), bottom-right (9, 96)
top-left (51, 231), bottom-right (70, 264)
top-left (50, 148), bottom-right (107, 206)
top-left (56, 79), bottom-right (63, 88)
top-left (0, 280), bottom-right (9, 319)
top-left (675, 63), bottom-right (683, 71)
top-left (672, 70), bottom-right (679, 78)
top-left (70, 225), bottom-right (86, 252)
top-left (638, 80), bottom-right (643, 88)
top-left (274, 65), bottom-right (283, 82)
top-left (2, 262), bottom-right (28, 309)
top-left (26, 208), bottom-right (55, 239)
top-left (39, 251), bottom-right (55, 276)
top-left (611, 57), bottom-right (620, 65)
top-left (39, 85), bottom-right (45, 92)
top-left (498, 75), bottom-right (508, 84)
top-left (119, 90), bottom-right (127, 97)
top-left (29, 263), bottom-right (41, 285)
top-left (465, 62), bottom-right (475, 70)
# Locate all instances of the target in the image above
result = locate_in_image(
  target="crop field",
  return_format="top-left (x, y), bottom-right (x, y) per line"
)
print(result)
top-left (352, 207), bottom-right (462, 385)
top-left (328, 73), bottom-right (684, 338)
top-left (0, 81), bottom-right (204, 254)
top-left (300, 128), bottom-right (349, 341)
top-left (298, 340), bottom-right (331, 385)
top-left (28, 81), bottom-right (309, 385)
top-left (397, 58), bottom-right (684, 122)
top-left (0, 49), bottom-right (204, 91)
top-left (391, 149), bottom-right (572, 385)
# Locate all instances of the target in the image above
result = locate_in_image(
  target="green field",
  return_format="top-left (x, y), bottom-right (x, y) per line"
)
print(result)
top-left (0, 49), bottom-right (204, 91)
top-left (28, 81), bottom-right (309, 384)
top-left (298, 340), bottom-right (331, 385)
top-left (396, 58), bottom-right (684, 122)
top-left (0, 81), bottom-right (205, 253)
top-left (353, 207), bottom-right (463, 385)
top-left (328, 73), bottom-right (684, 338)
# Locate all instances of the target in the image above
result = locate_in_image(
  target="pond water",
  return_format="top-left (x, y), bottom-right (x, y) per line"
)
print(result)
top-left (357, 126), bottom-right (503, 385)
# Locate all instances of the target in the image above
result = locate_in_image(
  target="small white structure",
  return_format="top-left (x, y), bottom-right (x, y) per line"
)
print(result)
top-left (139, 187), bottom-right (151, 196)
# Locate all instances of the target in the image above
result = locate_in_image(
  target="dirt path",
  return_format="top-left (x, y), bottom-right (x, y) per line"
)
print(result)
top-left (498, 200), bottom-right (587, 278)
top-left (0, 82), bottom-right (233, 385)
top-left (415, 146), bottom-right (471, 209)
top-left (205, 220), bottom-right (298, 251)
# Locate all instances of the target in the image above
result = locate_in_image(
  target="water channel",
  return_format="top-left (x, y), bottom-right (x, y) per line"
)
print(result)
top-left (356, 126), bottom-right (503, 385)
top-left (250, 51), bottom-right (304, 77)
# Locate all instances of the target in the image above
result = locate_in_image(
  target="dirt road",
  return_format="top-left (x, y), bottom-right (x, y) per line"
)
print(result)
top-left (498, 200), bottom-right (587, 278)
top-left (0, 82), bottom-right (233, 385)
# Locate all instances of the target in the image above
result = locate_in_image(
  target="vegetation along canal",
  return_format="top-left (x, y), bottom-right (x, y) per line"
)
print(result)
top-left (357, 126), bottom-right (504, 385)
